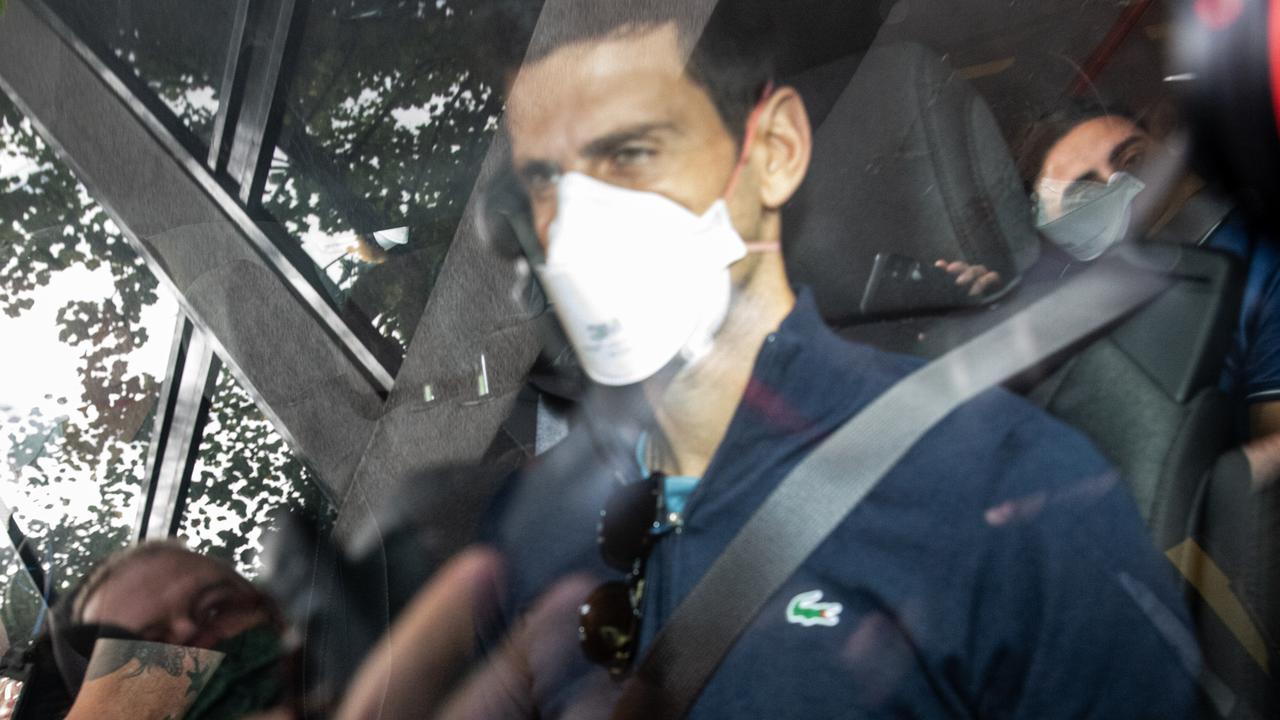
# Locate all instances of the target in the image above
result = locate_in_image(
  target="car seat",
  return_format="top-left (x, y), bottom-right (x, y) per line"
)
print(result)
top-left (784, 40), bottom-right (1273, 719)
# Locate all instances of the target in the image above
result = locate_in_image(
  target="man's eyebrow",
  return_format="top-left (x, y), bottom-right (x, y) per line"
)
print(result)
top-left (1107, 135), bottom-right (1145, 168)
top-left (1060, 135), bottom-right (1145, 196)
top-left (515, 159), bottom-right (559, 183)
top-left (580, 122), bottom-right (678, 158)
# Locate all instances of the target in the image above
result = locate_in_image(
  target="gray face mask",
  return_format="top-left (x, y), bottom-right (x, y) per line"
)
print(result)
top-left (1035, 172), bottom-right (1147, 261)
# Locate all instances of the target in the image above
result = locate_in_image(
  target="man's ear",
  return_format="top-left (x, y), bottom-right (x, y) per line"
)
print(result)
top-left (755, 86), bottom-right (812, 210)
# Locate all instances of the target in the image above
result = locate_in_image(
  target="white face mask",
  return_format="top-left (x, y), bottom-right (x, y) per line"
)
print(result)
top-left (1035, 171), bottom-right (1147, 261)
top-left (535, 172), bottom-right (747, 386)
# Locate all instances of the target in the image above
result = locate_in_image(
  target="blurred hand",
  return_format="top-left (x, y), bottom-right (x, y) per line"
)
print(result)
top-left (935, 259), bottom-right (1002, 297)
top-left (335, 547), bottom-right (611, 720)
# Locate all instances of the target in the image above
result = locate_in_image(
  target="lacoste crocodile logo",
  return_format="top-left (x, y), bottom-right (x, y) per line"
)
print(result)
top-left (786, 590), bottom-right (843, 627)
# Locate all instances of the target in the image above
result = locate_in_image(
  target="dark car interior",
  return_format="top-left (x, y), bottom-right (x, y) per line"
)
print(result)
top-left (0, 0), bottom-right (1277, 717)
top-left (281, 1), bottom-right (1277, 715)
top-left (781, 31), bottom-right (1270, 719)
top-left (392, 3), bottom-right (1277, 714)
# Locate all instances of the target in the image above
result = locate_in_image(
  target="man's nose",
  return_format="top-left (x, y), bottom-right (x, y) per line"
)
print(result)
top-left (168, 615), bottom-right (202, 647)
top-left (532, 194), bottom-right (558, 253)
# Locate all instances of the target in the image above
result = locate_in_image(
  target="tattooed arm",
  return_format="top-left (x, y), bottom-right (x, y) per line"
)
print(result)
top-left (66, 639), bottom-right (224, 720)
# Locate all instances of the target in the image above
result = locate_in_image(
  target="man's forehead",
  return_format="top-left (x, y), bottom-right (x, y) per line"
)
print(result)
top-left (1041, 116), bottom-right (1146, 181)
top-left (83, 551), bottom-right (229, 621)
top-left (506, 24), bottom-right (691, 162)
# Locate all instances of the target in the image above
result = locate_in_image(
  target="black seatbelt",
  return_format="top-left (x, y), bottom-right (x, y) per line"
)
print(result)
top-left (610, 258), bottom-right (1173, 719)
top-left (1151, 186), bottom-right (1234, 248)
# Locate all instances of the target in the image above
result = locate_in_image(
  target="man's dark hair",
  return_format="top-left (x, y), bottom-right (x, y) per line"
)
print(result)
top-left (502, 1), bottom-right (777, 143)
top-left (62, 540), bottom-right (199, 624)
top-left (1012, 99), bottom-right (1145, 189)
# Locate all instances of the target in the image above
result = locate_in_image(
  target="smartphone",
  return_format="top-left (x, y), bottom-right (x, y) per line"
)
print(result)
top-left (858, 252), bottom-right (968, 317)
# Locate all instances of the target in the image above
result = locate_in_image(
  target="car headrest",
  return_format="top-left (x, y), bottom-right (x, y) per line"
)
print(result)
top-left (784, 42), bottom-right (1041, 323)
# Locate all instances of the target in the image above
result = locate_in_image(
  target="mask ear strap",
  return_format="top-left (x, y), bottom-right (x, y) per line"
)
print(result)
top-left (723, 81), bottom-right (775, 200)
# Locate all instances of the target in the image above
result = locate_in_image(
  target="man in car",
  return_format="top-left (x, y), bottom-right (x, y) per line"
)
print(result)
top-left (1054, 108), bottom-right (1280, 453)
top-left (337, 7), bottom-right (1201, 719)
top-left (962, 102), bottom-right (1280, 489)
top-left (53, 541), bottom-right (289, 719)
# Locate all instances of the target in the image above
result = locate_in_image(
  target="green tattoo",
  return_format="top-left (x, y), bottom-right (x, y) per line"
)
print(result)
top-left (85, 640), bottom-right (197, 681)
top-left (185, 653), bottom-right (217, 697)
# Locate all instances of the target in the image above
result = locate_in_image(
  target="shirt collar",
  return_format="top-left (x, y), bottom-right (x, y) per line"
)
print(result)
top-left (775, 285), bottom-right (832, 341)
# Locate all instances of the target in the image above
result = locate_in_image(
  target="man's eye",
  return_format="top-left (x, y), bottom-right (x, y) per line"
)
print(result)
top-left (524, 173), bottom-right (555, 199)
top-left (612, 146), bottom-right (655, 167)
top-left (1120, 149), bottom-right (1146, 173)
top-left (200, 602), bottom-right (224, 623)
top-left (194, 591), bottom-right (242, 627)
top-left (519, 164), bottom-right (560, 199)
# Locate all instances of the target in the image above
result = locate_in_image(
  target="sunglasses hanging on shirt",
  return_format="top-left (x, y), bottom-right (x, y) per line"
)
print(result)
top-left (578, 471), bottom-right (666, 676)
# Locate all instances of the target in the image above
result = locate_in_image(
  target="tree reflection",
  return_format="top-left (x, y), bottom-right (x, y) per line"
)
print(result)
top-left (0, 0), bottom-right (535, 649)
top-left (262, 0), bottom-right (528, 349)
top-left (0, 92), bottom-right (320, 646)
top-left (0, 98), bottom-right (157, 647)
top-left (41, 0), bottom-right (231, 146)
top-left (181, 367), bottom-right (334, 578)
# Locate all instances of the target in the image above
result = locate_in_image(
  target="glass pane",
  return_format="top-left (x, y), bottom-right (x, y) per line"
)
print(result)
top-left (426, 3), bottom-right (1258, 718)
top-left (259, 0), bottom-right (541, 357)
top-left (0, 92), bottom-right (180, 647)
top-left (179, 365), bottom-right (335, 578)
top-left (40, 0), bottom-right (236, 150)
top-left (0, 542), bottom-right (43, 656)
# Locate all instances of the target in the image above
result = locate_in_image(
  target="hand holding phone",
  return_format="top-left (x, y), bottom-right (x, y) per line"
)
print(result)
top-left (859, 253), bottom-right (1002, 317)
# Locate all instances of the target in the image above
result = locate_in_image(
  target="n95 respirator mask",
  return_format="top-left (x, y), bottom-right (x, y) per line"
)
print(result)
top-left (535, 172), bottom-right (748, 386)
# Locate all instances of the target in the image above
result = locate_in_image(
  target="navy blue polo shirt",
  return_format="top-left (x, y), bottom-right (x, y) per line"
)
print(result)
top-left (483, 290), bottom-right (1198, 719)
top-left (1207, 213), bottom-right (1280, 436)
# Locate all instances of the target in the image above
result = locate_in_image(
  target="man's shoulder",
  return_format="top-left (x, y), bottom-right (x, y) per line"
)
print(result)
top-left (831, 338), bottom-right (1119, 514)
top-left (833, 336), bottom-right (1111, 480)
top-left (950, 382), bottom-right (1114, 500)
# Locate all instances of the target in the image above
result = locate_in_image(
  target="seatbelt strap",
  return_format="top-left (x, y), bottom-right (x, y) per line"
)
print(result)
top-left (1152, 187), bottom-right (1234, 248)
top-left (610, 259), bottom-right (1172, 719)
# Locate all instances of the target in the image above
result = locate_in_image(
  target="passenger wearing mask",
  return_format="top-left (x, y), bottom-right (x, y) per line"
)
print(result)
top-left (335, 7), bottom-right (1199, 719)
top-left (51, 541), bottom-right (289, 720)
top-left (1040, 109), bottom-right (1280, 474)
top-left (956, 103), bottom-right (1280, 486)
top-left (1026, 110), bottom-right (1154, 261)
top-left (937, 106), bottom-right (1151, 286)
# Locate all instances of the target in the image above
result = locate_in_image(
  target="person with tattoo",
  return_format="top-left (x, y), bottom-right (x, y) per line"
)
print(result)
top-left (49, 541), bottom-right (289, 720)
top-left (68, 638), bottom-right (226, 720)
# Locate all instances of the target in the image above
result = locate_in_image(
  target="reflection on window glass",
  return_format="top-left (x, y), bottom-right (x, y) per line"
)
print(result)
top-left (260, 0), bottom-right (541, 357)
top-left (0, 93), bottom-right (179, 649)
top-left (0, 543), bottom-right (42, 657)
top-left (179, 365), bottom-right (334, 578)
top-left (40, 0), bottom-right (234, 148)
